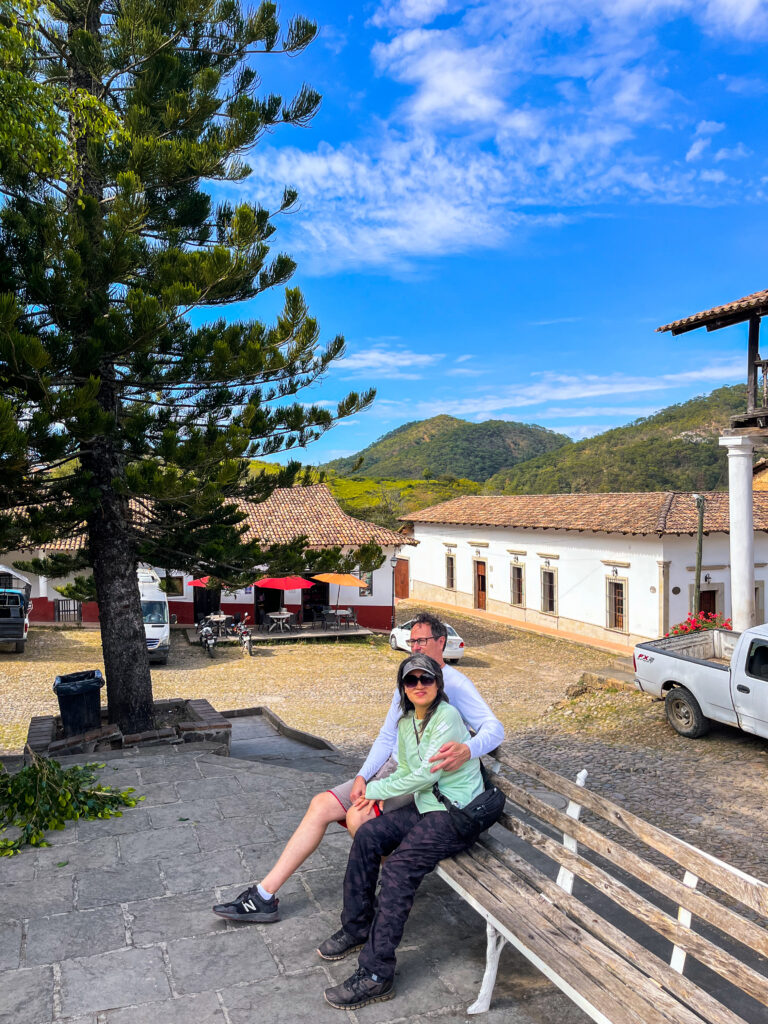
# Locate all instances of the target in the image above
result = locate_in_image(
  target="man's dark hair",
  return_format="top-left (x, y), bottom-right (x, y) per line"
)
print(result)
top-left (411, 612), bottom-right (447, 649)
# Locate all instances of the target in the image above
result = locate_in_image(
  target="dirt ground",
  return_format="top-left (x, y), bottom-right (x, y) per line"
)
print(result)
top-left (0, 605), bottom-right (609, 755)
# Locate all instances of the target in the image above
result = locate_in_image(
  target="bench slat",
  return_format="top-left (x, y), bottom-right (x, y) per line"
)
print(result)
top-left (495, 749), bottom-right (768, 918)
top-left (474, 836), bottom-right (752, 1024)
top-left (490, 769), bottom-right (768, 965)
top-left (444, 851), bottom-right (709, 1024)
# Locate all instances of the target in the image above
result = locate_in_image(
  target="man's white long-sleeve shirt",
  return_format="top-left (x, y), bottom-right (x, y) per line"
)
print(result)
top-left (358, 664), bottom-right (504, 781)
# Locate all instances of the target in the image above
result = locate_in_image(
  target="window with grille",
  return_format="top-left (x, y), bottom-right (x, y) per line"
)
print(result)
top-left (541, 569), bottom-right (557, 614)
top-left (446, 554), bottom-right (455, 590)
top-left (511, 564), bottom-right (524, 606)
top-left (607, 579), bottom-right (626, 631)
top-left (0, 573), bottom-right (13, 588)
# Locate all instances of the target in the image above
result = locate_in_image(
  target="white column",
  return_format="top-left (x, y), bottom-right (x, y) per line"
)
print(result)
top-left (719, 434), bottom-right (755, 631)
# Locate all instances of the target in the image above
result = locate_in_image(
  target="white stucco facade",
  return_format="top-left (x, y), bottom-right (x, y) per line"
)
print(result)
top-left (406, 523), bottom-right (768, 646)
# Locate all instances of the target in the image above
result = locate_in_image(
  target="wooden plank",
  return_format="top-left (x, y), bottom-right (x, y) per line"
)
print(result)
top-left (444, 852), bottom-right (708, 1024)
top-left (493, 808), bottom-right (768, 1007)
top-left (441, 857), bottom-right (666, 1024)
top-left (472, 838), bottom-right (752, 1024)
top-left (490, 771), bottom-right (768, 966)
top-left (494, 749), bottom-right (768, 918)
top-left (437, 863), bottom-right (615, 1024)
top-left (748, 315), bottom-right (760, 413)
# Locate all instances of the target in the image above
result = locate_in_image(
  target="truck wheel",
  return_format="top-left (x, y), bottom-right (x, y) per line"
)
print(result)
top-left (14, 641), bottom-right (24, 653)
top-left (665, 687), bottom-right (710, 738)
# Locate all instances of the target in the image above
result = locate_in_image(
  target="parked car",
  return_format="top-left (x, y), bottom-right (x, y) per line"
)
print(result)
top-left (389, 618), bottom-right (466, 662)
top-left (633, 624), bottom-right (768, 739)
top-left (0, 563), bottom-right (32, 654)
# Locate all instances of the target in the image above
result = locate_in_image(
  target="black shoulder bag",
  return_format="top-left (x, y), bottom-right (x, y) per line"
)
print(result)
top-left (431, 762), bottom-right (506, 841)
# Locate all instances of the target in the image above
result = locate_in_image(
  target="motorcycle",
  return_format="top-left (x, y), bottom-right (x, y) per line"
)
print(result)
top-left (231, 613), bottom-right (252, 656)
top-left (197, 623), bottom-right (216, 658)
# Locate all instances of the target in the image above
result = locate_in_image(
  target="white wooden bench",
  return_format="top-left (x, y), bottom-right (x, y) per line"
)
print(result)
top-left (436, 749), bottom-right (768, 1024)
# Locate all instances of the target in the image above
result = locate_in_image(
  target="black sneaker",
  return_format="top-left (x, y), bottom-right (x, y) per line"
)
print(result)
top-left (316, 927), bottom-right (366, 961)
top-left (324, 966), bottom-right (394, 1010)
top-left (212, 887), bottom-right (279, 923)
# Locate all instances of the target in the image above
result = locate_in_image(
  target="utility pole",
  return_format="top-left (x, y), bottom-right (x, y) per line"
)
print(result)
top-left (693, 493), bottom-right (705, 616)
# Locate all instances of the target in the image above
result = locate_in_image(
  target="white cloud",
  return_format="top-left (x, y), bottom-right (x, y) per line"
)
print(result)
top-left (718, 73), bottom-right (768, 95)
top-left (337, 344), bottom-right (444, 379)
top-left (686, 138), bottom-right (710, 162)
top-left (371, 0), bottom-right (461, 28)
top-left (243, 2), bottom-right (768, 272)
top-left (714, 143), bottom-right (750, 161)
top-left (529, 317), bottom-right (583, 327)
top-left (536, 405), bottom-right (661, 417)
top-left (373, 361), bottom-right (744, 420)
top-left (695, 120), bottom-right (726, 135)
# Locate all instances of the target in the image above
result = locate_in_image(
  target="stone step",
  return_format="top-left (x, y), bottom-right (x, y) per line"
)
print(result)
top-left (572, 666), bottom-right (637, 696)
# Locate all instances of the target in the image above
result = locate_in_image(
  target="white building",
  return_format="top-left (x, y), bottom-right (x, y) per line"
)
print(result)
top-left (400, 492), bottom-right (768, 646)
top-left (8, 485), bottom-right (411, 631)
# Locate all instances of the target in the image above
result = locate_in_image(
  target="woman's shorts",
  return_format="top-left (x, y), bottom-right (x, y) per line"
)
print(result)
top-left (328, 757), bottom-right (413, 817)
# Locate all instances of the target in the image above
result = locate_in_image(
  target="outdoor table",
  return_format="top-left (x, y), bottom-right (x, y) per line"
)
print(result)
top-left (207, 613), bottom-right (229, 637)
top-left (268, 611), bottom-right (292, 633)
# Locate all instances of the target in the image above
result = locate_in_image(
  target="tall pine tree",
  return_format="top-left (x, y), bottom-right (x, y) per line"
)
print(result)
top-left (0, 0), bottom-right (375, 732)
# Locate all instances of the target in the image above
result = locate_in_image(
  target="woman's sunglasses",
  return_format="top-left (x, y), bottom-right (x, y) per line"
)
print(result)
top-left (403, 674), bottom-right (437, 688)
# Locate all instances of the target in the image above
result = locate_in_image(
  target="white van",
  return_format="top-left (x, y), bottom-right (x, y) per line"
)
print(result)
top-left (138, 566), bottom-right (172, 664)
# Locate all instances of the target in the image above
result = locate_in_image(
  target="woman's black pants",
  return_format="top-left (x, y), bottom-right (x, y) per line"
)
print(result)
top-left (340, 803), bottom-right (472, 980)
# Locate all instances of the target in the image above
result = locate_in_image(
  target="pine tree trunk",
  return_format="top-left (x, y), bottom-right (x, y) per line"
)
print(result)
top-left (90, 503), bottom-right (154, 734)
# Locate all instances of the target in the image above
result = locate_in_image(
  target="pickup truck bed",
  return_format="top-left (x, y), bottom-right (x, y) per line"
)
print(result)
top-left (635, 626), bottom-right (768, 740)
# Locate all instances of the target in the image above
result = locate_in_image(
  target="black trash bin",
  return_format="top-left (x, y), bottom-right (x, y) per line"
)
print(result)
top-left (53, 670), bottom-right (105, 737)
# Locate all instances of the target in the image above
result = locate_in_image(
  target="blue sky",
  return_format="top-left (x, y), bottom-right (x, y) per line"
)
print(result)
top-left (230, 0), bottom-right (768, 466)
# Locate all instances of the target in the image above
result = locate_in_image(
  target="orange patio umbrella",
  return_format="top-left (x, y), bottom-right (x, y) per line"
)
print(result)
top-left (312, 572), bottom-right (365, 613)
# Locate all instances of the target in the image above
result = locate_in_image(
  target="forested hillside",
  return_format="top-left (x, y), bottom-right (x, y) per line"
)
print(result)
top-left (485, 385), bottom-right (746, 494)
top-left (324, 415), bottom-right (571, 482)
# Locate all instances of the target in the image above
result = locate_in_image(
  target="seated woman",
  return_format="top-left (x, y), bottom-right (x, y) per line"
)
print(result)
top-left (318, 653), bottom-right (485, 1011)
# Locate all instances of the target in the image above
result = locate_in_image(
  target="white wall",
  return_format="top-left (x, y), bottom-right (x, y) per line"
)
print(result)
top-left (662, 533), bottom-right (768, 627)
top-left (409, 524), bottom-right (663, 643)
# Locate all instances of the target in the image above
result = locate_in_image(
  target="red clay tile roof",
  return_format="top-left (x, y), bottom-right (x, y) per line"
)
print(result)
top-left (656, 288), bottom-right (768, 335)
top-left (20, 485), bottom-right (410, 553)
top-left (402, 492), bottom-right (768, 535)
top-left (236, 485), bottom-right (411, 548)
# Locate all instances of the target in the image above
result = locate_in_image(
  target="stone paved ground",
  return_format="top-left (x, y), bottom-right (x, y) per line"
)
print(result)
top-left (0, 749), bottom-right (592, 1024)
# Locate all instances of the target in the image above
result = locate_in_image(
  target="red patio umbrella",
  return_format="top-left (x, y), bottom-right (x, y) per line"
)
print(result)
top-left (255, 575), bottom-right (314, 626)
top-left (187, 576), bottom-right (211, 588)
top-left (254, 576), bottom-right (314, 590)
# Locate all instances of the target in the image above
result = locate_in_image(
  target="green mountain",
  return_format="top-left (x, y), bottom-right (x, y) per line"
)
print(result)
top-left (323, 415), bottom-right (572, 483)
top-left (485, 385), bottom-right (747, 494)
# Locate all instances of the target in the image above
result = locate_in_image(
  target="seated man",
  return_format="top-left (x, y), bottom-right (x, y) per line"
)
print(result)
top-left (212, 611), bottom-right (504, 923)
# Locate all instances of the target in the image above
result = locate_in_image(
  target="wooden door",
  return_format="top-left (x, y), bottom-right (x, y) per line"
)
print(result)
top-left (474, 561), bottom-right (487, 610)
top-left (394, 558), bottom-right (409, 599)
top-left (193, 585), bottom-right (220, 622)
top-left (699, 590), bottom-right (717, 615)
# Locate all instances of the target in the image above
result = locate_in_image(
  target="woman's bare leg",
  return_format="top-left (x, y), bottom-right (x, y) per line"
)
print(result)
top-left (260, 791), bottom-right (346, 894)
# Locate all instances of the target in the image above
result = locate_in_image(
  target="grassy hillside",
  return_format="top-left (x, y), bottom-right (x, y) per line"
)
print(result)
top-left (326, 474), bottom-right (483, 529)
top-left (324, 415), bottom-right (571, 482)
top-left (485, 385), bottom-right (747, 494)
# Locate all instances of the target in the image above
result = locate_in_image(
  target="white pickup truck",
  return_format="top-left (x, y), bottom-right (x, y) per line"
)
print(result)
top-left (634, 626), bottom-right (768, 740)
